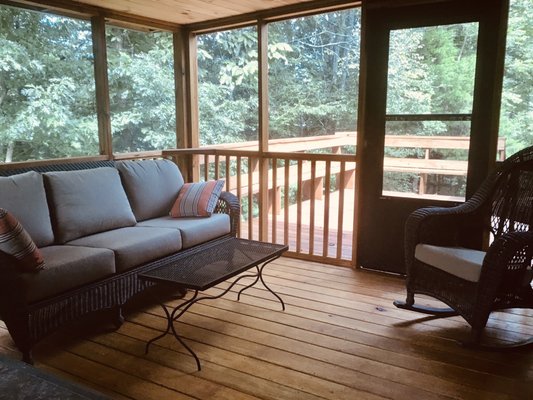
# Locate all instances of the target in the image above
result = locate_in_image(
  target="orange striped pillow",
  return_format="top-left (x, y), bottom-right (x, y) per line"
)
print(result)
top-left (0, 208), bottom-right (45, 272)
top-left (170, 180), bottom-right (225, 217)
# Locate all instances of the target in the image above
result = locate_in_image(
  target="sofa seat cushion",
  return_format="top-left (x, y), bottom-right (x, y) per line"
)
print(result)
top-left (67, 227), bottom-right (182, 272)
top-left (415, 244), bottom-right (485, 282)
top-left (44, 168), bottom-right (137, 243)
top-left (0, 171), bottom-right (54, 247)
top-left (22, 245), bottom-right (115, 303)
top-left (116, 159), bottom-right (185, 221)
top-left (137, 214), bottom-right (231, 249)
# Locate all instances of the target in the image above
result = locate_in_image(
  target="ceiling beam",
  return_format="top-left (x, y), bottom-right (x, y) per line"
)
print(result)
top-left (1, 0), bottom-right (181, 31)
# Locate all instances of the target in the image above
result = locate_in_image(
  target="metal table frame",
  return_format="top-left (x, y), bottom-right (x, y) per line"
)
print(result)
top-left (139, 238), bottom-right (288, 371)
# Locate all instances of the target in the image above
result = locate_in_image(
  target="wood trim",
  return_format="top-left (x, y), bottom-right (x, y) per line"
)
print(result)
top-left (283, 250), bottom-right (354, 267)
top-left (336, 161), bottom-right (346, 259)
top-left (187, 0), bottom-right (361, 33)
top-left (296, 160), bottom-right (303, 253)
top-left (4, 0), bottom-right (181, 31)
top-left (225, 155), bottom-right (231, 191)
top-left (163, 149), bottom-right (356, 163)
top-left (271, 157), bottom-right (278, 243)
top-left (111, 150), bottom-right (164, 160)
top-left (466, 0), bottom-right (509, 199)
top-left (173, 29), bottom-right (190, 175)
top-left (258, 22), bottom-right (269, 153)
top-left (284, 159), bottom-right (290, 246)
top-left (258, 21), bottom-right (269, 241)
top-left (187, 32), bottom-right (200, 182)
top-left (323, 160), bottom-right (332, 258)
top-left (309, 160), bottom-right (317, 255)
top-left (248, 157), bottom-right (256, 240)
top-left (91, 16), bottom-right (113, 157)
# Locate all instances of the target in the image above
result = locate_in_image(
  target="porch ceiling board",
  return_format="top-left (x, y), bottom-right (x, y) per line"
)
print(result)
top-left (48, 0), bottom-right (322, 25)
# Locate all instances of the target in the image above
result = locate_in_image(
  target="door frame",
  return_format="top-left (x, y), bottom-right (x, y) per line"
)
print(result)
top-left (354, 0), bottom-right (509, 273)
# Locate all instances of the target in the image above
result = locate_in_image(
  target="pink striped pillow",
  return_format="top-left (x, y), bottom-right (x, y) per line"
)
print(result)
top-left (170, 180), bottom-right (225, 217)
top-left (0, 208), bottom-right (44, 272)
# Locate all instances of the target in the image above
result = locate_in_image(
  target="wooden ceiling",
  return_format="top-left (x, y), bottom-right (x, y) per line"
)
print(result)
top-left (64, 0), bottom-right (326, 26)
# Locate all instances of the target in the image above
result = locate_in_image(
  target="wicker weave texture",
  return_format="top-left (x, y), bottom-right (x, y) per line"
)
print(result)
top-left (404, 145), bottom-right (533, 335)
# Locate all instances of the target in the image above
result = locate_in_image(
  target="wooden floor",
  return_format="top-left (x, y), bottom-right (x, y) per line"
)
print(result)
top-left (1, 258), bottom-right (532, 400)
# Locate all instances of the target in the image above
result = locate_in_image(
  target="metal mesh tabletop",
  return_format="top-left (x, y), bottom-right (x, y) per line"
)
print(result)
top-left (139, 238), bottom-right (288, 291)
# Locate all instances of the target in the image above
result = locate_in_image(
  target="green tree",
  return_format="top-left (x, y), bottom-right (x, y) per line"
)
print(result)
top-left (106, 27), bottom-right (176, 153)
top-left (0, 6), bottom-right (98, 161)
top-left (499, 0), bottom-right (533, 155)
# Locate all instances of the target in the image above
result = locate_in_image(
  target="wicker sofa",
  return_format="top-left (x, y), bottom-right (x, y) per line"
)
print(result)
top-left (0, 159), bottom-right (240, 363)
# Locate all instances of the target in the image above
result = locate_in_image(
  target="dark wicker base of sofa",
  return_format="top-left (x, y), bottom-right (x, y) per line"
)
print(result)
top-left (3, 235), bottom-right (235, 363)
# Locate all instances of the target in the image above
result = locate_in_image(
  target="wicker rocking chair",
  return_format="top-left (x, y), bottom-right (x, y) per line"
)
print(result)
top-left (394, 145), bottom-right (533, 347)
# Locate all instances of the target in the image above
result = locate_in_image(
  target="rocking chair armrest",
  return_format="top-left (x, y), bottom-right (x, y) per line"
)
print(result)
top-left (405, 204), bottom-right (475, 248)
top-left (479, 230), bottom-right (533, 290)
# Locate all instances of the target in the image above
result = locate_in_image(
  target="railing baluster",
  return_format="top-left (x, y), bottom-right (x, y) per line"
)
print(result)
top-left (296, 159), bottom-right (303, 254)
top-left (203, 154), bottom-right (209, 181)
top-left (284, 159), bottom-right (290, 247)
top-left (225, 155), bottom-right (231, 192)
top-left (336, 161), bottom-right (346, 260)
top-left (323, 160), bottom-right (331, 258)
top-left (272, 158), bottom-right (278, 244)
top-left (214, 155), bottom-right (220, 180)
top-left (248, 157), bottom-right (254, 240)
top-left (309, 160), bottom-right (316, 255)
top-left (237, 156), bottom-right (242, 238)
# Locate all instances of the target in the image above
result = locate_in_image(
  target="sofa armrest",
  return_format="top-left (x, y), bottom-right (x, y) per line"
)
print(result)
top-left (215, 191), bottom-right (241, 236)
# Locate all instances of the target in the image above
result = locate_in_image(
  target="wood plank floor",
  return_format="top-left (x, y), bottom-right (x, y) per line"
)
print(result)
top-left (1, 258), bottom-right (532, 399)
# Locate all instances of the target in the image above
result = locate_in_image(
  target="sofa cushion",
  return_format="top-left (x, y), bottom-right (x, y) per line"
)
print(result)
top-left (116, 159), bottom-right (185, 221)
top-left (170, 180), bottom-right (225, 218)
top-left (22, 245), bottom-right (115, 303)
top-left (415, 244), bottom-right (485, 282)
top-left (0, 171), bottom-right (54, 247)
top-left (137, 214), bottom-right (231, 249)
top-left (67, 227), bottom-right (182, 272)
top-left (44, 168), bottom-right (137, 243)
top-left (0, 209), bottom-right (44, 272)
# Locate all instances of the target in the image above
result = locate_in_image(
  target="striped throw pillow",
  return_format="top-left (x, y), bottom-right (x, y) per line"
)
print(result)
top-left (0, 208), bottom-right (45, 272)
top-left (170, 180), bottom-right (225, 217)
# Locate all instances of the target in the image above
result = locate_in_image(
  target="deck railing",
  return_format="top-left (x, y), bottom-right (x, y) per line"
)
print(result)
top-left (162, 133), bottom-right (505, 267)
top-left (163, 147), bottom-right (357, 267)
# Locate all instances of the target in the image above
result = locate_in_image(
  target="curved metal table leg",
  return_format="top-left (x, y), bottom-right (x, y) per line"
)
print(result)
top-left (237, 255), bottom-right (285, 310)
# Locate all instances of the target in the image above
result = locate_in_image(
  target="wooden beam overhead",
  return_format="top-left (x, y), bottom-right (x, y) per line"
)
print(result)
top-left (1, 1), bottom-right (361, 32)
top-left (1, 0), bottom-right (182, 30)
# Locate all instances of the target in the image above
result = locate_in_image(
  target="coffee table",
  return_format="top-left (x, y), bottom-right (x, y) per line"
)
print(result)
top-left (138, 237), bottom-right (288, 370)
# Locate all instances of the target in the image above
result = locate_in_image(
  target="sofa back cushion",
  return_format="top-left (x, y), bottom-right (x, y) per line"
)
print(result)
top-left (116, 159), bottom-right (185, 221)
top-left (0, 171), bottom-right (55, 247)
top-left (44, 167), bottom-right (137, 243)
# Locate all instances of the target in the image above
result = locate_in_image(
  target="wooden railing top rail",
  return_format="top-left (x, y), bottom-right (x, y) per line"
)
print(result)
top-left (163, 148), bottom-right (357, 162)
top-left (198, 132), bottom-right (506, 153)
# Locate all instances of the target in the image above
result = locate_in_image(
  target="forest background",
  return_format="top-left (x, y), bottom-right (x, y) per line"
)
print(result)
top-left (0, 1), bottom-right (530, 164)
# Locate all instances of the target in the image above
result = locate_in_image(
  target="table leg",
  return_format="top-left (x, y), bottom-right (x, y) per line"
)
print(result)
top-left (237, 255), bottom-right (285, 310)
top-left (145, 290), bottom-right (203, 371)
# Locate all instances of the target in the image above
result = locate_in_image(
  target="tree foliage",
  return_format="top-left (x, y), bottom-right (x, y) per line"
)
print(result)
top-left (0, 7), bottom-right (98, 161)
top-left (0, 1), bottom-right (531, 163)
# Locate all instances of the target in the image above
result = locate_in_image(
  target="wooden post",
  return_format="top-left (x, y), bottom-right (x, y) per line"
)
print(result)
top-left (173, 29), bottom-right (190, 179)
top-left (91, 16), bottom-right (112, 158)
top-left (418, 148), bottom-right (430, 195)
top-left (258, 21), bottom-right (269, 241)
top-left (187, 31), bottom-right (200, 182)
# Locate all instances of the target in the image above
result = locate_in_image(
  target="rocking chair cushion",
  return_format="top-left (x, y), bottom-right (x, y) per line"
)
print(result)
top-left (415, 244), bottom-right (485, 282)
